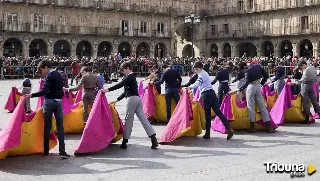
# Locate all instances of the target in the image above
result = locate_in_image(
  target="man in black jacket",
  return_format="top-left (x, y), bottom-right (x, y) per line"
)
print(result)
top-left (25, 60), bottom-right (70, 159)
top-left (154, 64), bottom-right (182, 121)
top-left (182, 72), bottom-right (198, 95)
top-left (103, 61), bottom-right (158, 150)
top-left (212, 66), bottom-right (230, 107)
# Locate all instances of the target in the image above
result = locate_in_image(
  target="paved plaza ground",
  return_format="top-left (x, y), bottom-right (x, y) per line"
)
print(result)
top-left (0, 77), bottom-right (319, 181)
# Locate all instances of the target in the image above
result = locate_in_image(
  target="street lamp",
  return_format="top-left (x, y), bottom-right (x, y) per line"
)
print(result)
top-left (184, 12), bottom-right (201, 58)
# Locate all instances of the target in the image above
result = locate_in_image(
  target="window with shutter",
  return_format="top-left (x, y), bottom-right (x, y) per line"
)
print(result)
top-left (147, 22), bottom-right (151, 37)
top-left (164, 23), bottom-right (168, 36)
top-left (129, 20), bottom-right (133, 36)
top-left (18, 13), bottom-right (23, 31)
top-left (3, 12), bottom-right (8, 30)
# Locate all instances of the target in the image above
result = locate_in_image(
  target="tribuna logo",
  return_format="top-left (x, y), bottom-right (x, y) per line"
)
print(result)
top-left (264, 162), bottom-right (305, 178)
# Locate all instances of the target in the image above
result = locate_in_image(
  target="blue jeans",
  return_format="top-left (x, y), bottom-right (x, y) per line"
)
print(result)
top-left (165, 88), bottom-right (180, 121)
top-left (202, 90), bottom-right (231, 135)
top-left (43, 99), bottom-right (66, 154)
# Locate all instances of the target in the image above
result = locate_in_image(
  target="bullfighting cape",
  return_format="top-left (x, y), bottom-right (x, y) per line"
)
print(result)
top-left (62, 95), bottom-right (86, 134)
top-left (192, 88), bottom-right (216, 117)
top-left (261, 84), bottom-right (277, 110)
top-left (4, 87), bottom-right (22, 112)
top-left (142, 84), bottom-right (176, 122)
top-left (138, 80), bottom-right (145, 99)
top-left (74, 91), bottom-right (123, 154)
top-left (211, 93), bottom-right (278, 133)
top-left (0, 97), bottom-right (57, 159)
top-left (160, 89), bottom-right (205, 143)
top-left (270, 84), bottom-right (315, 125)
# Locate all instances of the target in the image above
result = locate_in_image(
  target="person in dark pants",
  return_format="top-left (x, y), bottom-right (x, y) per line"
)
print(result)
top-left (152, 65), bottom-right (163, 94)
top-left (211, 66), bottom-right (230, 107)
top-left (270, 64), bottom-right (285, 95)
top-left (153, 64), bottom-right (182, 121)
top-left (25, 60), bottom-right (70, 159)
top-left (189, 61), bottom-right (234, 140)
top-left (182, 72), bottom-right (198, 95)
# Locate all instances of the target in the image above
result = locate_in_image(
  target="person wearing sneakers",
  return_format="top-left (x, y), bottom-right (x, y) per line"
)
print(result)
top-left (189, 61), bottom-right (234, 140)
top-left (25, 60), bottom-right (70, 159)
top-left (103, 61), bottom-right (158, 149)
top-left (237, 64), bottom-right (275, 133)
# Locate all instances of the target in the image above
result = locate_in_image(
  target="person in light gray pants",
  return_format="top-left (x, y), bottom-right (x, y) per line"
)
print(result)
top-left (246, 80), bottom-right (271, 124)
top-left (103, 61), bottom-right (158, 149)
top-left (124, 96), bottom-right (156, 140)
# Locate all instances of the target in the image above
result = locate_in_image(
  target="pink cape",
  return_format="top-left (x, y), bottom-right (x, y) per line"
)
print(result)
top-left (75, 87), bottom-right (83, 104)
top-left (192, 88), bottom-right (201, 102)
top-left (138, 81), bottom-right (144, 99)
top-left (68, 91), bottom-right (77, 104)
top-left (142, 85), bottom-right (156, 118)
top-left (74, 91), bottom-right (116, 154)
top-left (62, 95), bottom-right (72, 114)
top-left (270, 84), bottom-right (316, 125)
top-left (211, 94), bottom-right (278, 134)
top-left (36, 79), bottom-right (44, 109)
top-left (0, 97), bottom-right (56, 154)
top-left (4, 87), bottom-right (22, 112)
top-left (160, 89), bottom-right (193, 143)
top-left (261, 84), bottom-right (276, 101)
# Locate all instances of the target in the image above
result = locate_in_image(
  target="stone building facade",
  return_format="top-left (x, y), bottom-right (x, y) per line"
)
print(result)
top-left (1, 0), bottom-right (320, 59)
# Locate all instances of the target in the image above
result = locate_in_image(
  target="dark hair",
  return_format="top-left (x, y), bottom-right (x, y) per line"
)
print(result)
top-left (193, 61), bottom-right (203, 69)
top-left (120, 61), bottom-right (132, 70)
top-left (37, 60), bottom-right (51, 70)
top-left (238, 62), bottom-right (246, 70)
top-left (152, 65), bottom-right (159, 69)
top-left (92, 69), bottom-right (98, 74)
top-left (81, 67), bottom-right (90, 72)
top-left (162, 64), bottom-right (169, 69)
top-left (298, 60), bottom-right (307, 67)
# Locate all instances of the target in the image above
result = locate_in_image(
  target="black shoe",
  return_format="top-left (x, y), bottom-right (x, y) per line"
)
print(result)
top-left (150, 135), bottom-right (158, 149)
top-left (44, 153), bottom-right (50, 158)
top-left (120, 139), bottom-right (128, 149)
top-left (59, 152), bottom-right (70, 159)
top-left (227, 129), bottom-right (234, 140)
top-left (26, 111), bottom-right (32, 114)
top-left (8, 111), bottom-right (13, 113)
top-left (202, 135), bottom-right (210, 139)
top-left (246, 122), bottom-right (256, 133)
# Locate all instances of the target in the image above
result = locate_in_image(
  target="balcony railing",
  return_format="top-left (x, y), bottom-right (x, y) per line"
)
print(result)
top-left (1, 23), bottom-right (29, 32)
top-left (205, 24), bottom-right (320, 39)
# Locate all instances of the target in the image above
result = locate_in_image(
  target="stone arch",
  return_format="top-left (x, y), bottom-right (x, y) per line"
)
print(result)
top-left (298, 39), bottom-right (313, 58)
top-left (236, 42), bottom-right (257, 57)
top-left (53, 40), bottom-right (71, 57)
top-left (154, 43), bottom-right (166, 58)
top-left (29, 39), bottom-right (47, 57)
top-left (118, 42), bottom-right (131, 57)
top-left (136, 42), bottom-right (149, 57)
top-left (76, 40), bottom-right (92, 58)
top-left (210, 43), bottom-right (218, 57)
top-left (182, 44), bottom-right (193, 57)
top-left (279, 40), bottom-right (293, 58)
top-left (3, 38), bottom-right (23, 57)
top-left (97, 41), bottom-right (113, 57)
top-left (222, 43), bottom-right (231, 58)
top-left (261, 41), bottom-right (274, 57)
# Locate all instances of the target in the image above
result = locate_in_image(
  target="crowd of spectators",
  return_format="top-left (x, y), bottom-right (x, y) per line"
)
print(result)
top-left (0, 54), bottom-right (319, 79)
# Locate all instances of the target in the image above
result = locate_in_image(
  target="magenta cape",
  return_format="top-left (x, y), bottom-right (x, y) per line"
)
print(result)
top-left (270, 84), bottom-right (316, 125)
top-left (138, 81), bottom-right (144, 99)
top-left (192, 88), bottom-right (201, 102)
top-left (74, 91), bottom-right (117, 154)
top-left (211, 94), bottom-right (278, 134)
top-left (75, 87), bottom-right (83, 104)
top-left (142, 84), bottom-right (156, 118)
top-left (261, 84), bottom-right (277, 110)
top-left (0, 97), bottom-right (57, 159)
top-left (36, 79), bottom-right (44, 110)
top-left (4, 87), bottom-right (22, 112)
top-left (160, 89), bottom-right (193, 143)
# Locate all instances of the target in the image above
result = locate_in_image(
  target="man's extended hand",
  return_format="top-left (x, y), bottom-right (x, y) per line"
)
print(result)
top-left (24, 94), bottom-right (32, 98)
top-left (110, 100), bottom-right (118, 104)
top-left (63, 87), bottom-right (69, 92)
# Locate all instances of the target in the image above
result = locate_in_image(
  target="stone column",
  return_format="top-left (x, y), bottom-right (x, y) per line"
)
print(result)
top-left (47, 44), bottom-right (53, 58)
top-left (273, 43), bottom-right (280, 58)
top-left (292, 43), bottom-right (299, 57)
top-left (22, 43), bottom-right (29, 58)
top-left (0, 43), bottom-right (3, 57)
top-left (92, 47), bottom-right (98, 58)
top-left (71, 44), bottom-right (76, 58)
top-left (313, 42), bottom-right (319, 58)
top-left (230, 44), bottom-right (236, 58)
top-left (218, 51), bottom-right (223, 58)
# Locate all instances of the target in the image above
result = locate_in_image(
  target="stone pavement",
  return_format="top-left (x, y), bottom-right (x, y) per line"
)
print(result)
top-left (0, 77), bottom-right (319, 181)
